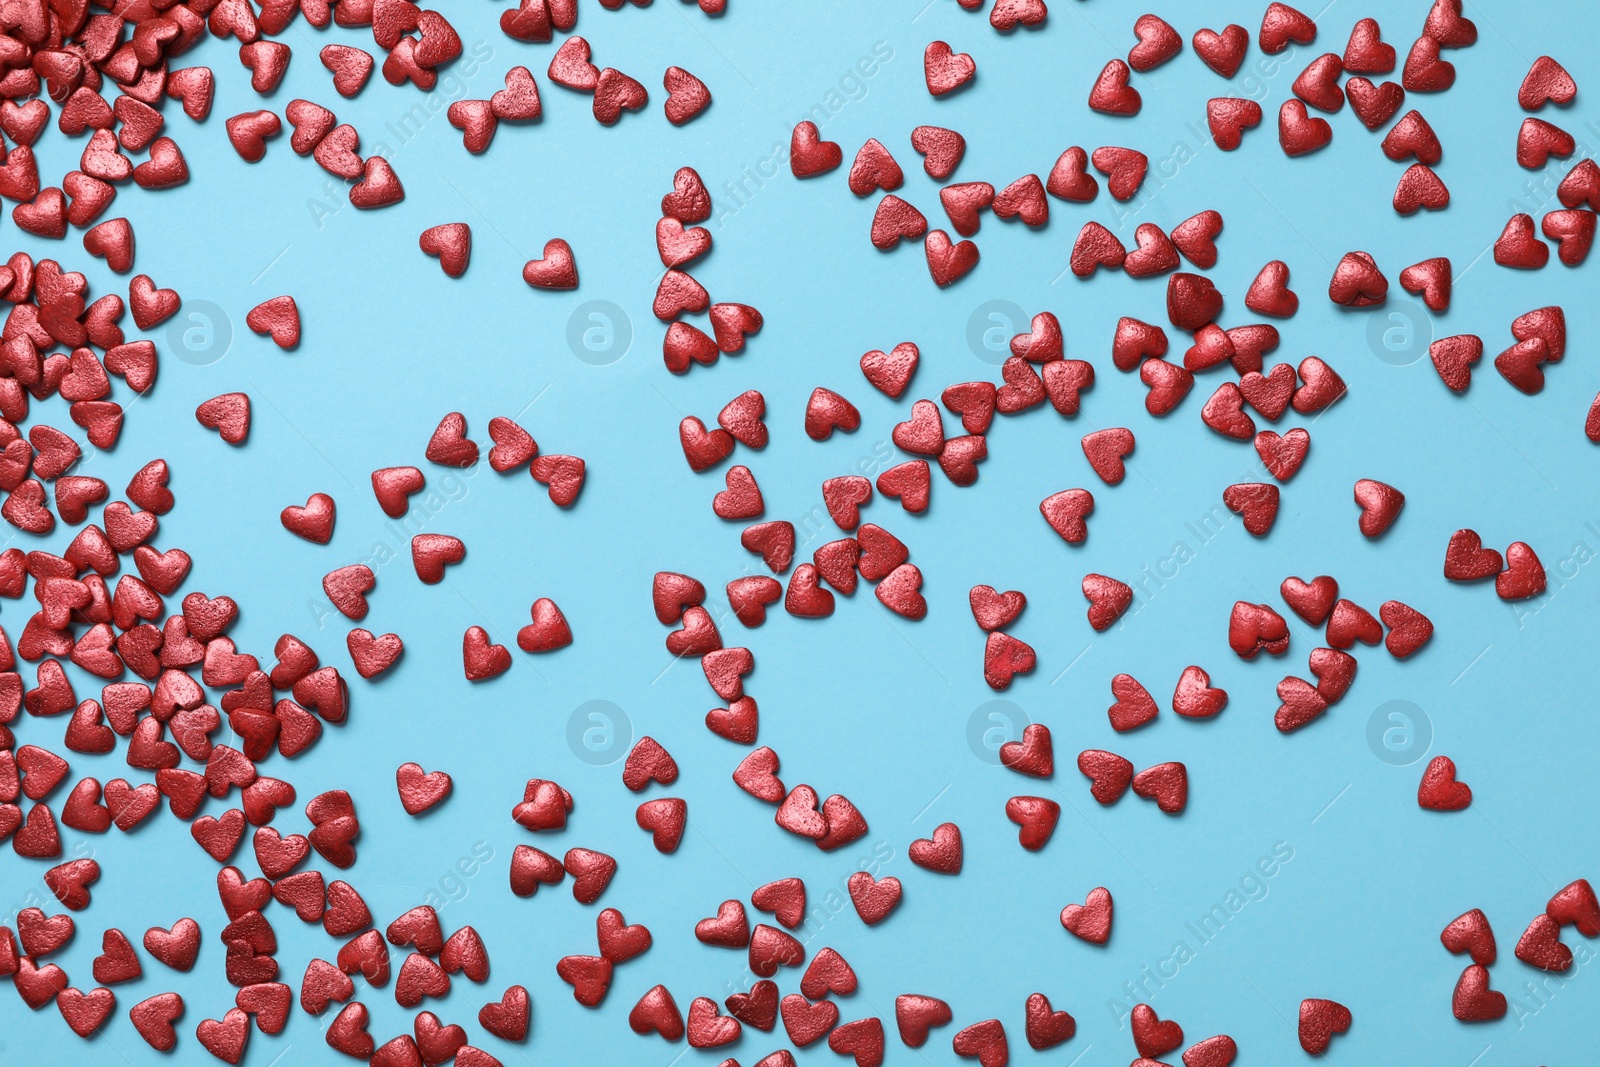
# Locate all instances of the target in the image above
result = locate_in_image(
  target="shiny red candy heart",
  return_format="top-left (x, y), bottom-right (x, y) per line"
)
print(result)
top-left (1348, 77), bottom-right (1405, 129)
top-left (1297, 998), bottom-right (1351, 1054)
top-left (1443, 529), bottom-right (1502, 581)
top-left (877, 461), bottom-right (930, 513)
top-left (1223, 483), bottom-right (1279, 535)
top-left (924, 42), bottom-right (976, 96)
top-left (1496, 541), bottom-right (1546, 600)
top-left (663, 66), bottom-right (710, 125)
top-left (196, 392), bottom-right (250, 444)
top-left (1279, 99), bottom-right (1332, 155)
top-left (1088, 59), bottom-right (1140, 115)
top-left (1124, 223), bottom-right (1179, 277)
top-left (130, 991), bottom-right (184, 1050)
top-left (395, 763), bottom-right (451, 815)
top-left (593, 68), bottom-right (649, 126)
top-left (1207, 97), bottom-right (1262, 151)
top-left (1353, 479), bottom-right (1404, 536)
top-left (1132, 1003), bottom-right (1183, 1058)
top-left (1344, 17), bottom-right (1395, 73)
top-left (1516, 913), bottom-right (1572, 971)
top-left (1293, 357), bottom-right (1346, 413)
top-left (1441, 908), bottom-right (1496, 964)
top-left (1005, 795), bottom-right (1059, 850)
top-left (636, 797), bottom-right (687, 852)
top-left (1008, 312), bottom-right (1061, 365)
top-left (722, 981), bottom-right (778, 1036)
top-left (1380, 601), bottom-right (1433, 658)
top-left (1071, 221), bottom-right (1126, 277)
top-left (1417, 755), bottom-right (1471, 810)
top-left (847, 872), bottom-right (902, 925)
top-left (1060, 886), bottom-right (1113, 943)
top-left (911, 126), bottom-right (965, 179)
top-left (1326, 598), bottom-right (1383, 649)
top-left (1106, 674), bottom-right (1156, 732)
top-left (714, 467), bottom-right (763, 522)
top-left (748, 923), bottom-right (804, 977)
top-left (1520, 56), bottom-right (1576, 109)
top-left (1194, 24), bottom-right (1248, 77)
top-left (58, 986), bottom-right (117, 1037)
top-left (1401, 259), bottom-right (1452, 316)
top-left (1172, 665), bottom-right (1228, 718)
top-left (1081, 428), bottom-right (1134, 484)
top-left (1452, 963), bottom-right (1506, 1022)
top-left (1229, 602), bottom-right (1289, 659)
top-left (1403, 36), bottom-right (1455, 92)
top-left (1129, 13), bottom-right (1181, 72)
top-left (1082, 573), bottom-right (1132, 630)
top-left (952, 1019), bottom-right (1009, 1066)
top-left (1040, 488), bottom-right (1094, 543)
top-left (908, 822), bottom-right (962, 874)
top-left (1078, 748), bottom-right (1134, 804)
top-left (806, 388), bottom-right (861, 440)
top-left (1131, 762), bottom-right (1188, 813)
top-left (993, 175), bottom-right (1048, 226)
top-left (1394, 164), bottom-right (1449, 214)
top-left (1293, 53), bottom-right (1346, 112)
top-left (1548, 879), bottom-right (1600, 936)
top-left (791, 122), bottom-right (842, 178)
top-left (1518, 117), bottom-right (1575, 169)
top-left (925, 230), bottom-right (979, 287)
top-left (523, 238), bottom-right (579, 289)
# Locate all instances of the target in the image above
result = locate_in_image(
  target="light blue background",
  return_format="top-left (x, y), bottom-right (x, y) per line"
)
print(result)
top-left (5, 0), bottom-right (1600, 1064)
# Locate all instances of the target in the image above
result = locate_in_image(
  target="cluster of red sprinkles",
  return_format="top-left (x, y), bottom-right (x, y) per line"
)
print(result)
top-left (0, 0), bottom-right (1596, 1064)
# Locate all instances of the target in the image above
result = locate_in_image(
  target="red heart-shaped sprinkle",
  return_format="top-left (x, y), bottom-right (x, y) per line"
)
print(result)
top-left (1131, 762), bottom-right (1188, 813)
top-left (790, 121), bottom-right (842, 177)
top-left (1298, 998), bottom-right (1351, 1054)
top-left (1060, 886), bottom-right (1113, 944)
top-left (910, 125), bottom-right (965, 180)
top-left (1279, 99), bottom-right (1332, 155)
top-left (952, 1019), bottom-right (1009, 1066)
top-left (728, 978), bottom-right (780, 1029)
top-left (1441, 908), bottom-right (1497, 965)
top-left (1344, 78), bottom-right (1404, 132)
top-left (1193, 24), bottom-right (1248, 76)
top-left (1403, 35), bottom-right (1455, 92)
top-left (924, 41), bottom-right (976, 96)
top-left (1260, 2), bottom-right (1316, 53)
top-left (846, 872), bottom-right (901, 926)
top-left (1005, 795), bottom-right (1059, 851)
top-left (1353, 479), bottom-right (1404, 537)
top-left (908, 822), bottom-right (962, 874)
top-left (1519, 55), bottom-right (1575, 109)
top-left (1451, 963), bottom-right (1506, 1022)
top-left (895, 994), bottom-right (951, 1048)
top-left (1417, 755), bottom-right (1471, 810)
top-left (1132, 1003), bottom-right (1183, 1058)
top-left (1344, 17), bottom-right (1396, 73)
top-left (1379, 600), bottom-right (1433, 658)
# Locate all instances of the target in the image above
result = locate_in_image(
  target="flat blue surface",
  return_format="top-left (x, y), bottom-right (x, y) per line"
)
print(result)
top-left (5, 0), bottom-right (1600, 1064)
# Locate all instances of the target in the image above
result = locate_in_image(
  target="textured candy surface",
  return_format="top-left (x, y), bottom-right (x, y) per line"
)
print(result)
top-left (0, 5), bottom-right (1592, 1065)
